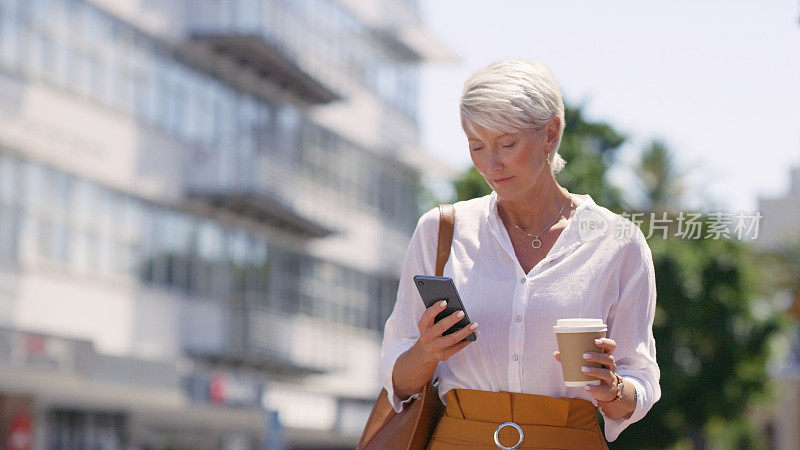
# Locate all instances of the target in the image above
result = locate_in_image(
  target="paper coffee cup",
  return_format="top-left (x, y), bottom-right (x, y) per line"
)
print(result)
top-left (553, 318), bottom-right (607, 387)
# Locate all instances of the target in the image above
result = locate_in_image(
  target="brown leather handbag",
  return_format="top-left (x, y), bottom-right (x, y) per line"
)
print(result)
top-left (356, 204), bottom-right (454, 450)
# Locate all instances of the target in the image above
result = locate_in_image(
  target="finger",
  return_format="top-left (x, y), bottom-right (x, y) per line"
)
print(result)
top-left (439, 321), bottom-right (478, 348)
top-left (438, 339), bottom-right (473, 360)
top-left (429, 309), bottom-right (467, 339)
top-left (582, 352), bottom-right (616, 371)
top-left (428, 309), bottom-right (465, 339)
top-left (594, 338), bottom-right (617, 355)
top-left (580, 366), bottom-right (617, 385)
top-left (418, 300), bottom-right (448, 331)
top-left (553, 351), bottom-right (561, 363)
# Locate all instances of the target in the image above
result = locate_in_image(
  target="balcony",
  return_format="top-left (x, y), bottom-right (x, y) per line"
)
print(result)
top-left (337, 0), bottom-right (455, 63)
top-left (181, 301), bottom-right (342, 376)
top-left (190, 187), bottom-right (333, 239)
top-left (189, 32), bottom-right (340, 105)
top-left (183, 0), bottom-right (344, 105)
top-left (183, 132), bottom-right (336, 239)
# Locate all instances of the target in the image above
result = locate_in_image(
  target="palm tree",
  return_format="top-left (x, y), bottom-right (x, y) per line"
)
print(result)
top-left (635, 139), bottom-right (684, 212)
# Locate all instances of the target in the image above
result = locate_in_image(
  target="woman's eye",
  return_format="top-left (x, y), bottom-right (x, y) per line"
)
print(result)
top-left (502, 142), bottom-right (517, 148)
top-left (471, 146), bottom-right (484, 152)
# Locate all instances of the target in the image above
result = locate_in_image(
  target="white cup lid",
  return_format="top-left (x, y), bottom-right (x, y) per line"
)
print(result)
top-left (556, 318), bottom-right (604, 327)
top-left (553, 318), bottom-right (607, 333)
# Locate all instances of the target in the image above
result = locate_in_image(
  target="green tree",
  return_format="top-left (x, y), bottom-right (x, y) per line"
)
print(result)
top-left (609, 143), bottom-right (781, 449)
top-left (557, 105), bottom-right (626, 211)
top-left (635, 139), bottom-right (685, 212)
top-left (611, 230), bottom-right (780, 449)
top-left (453, 165), bottom-right (492, 204)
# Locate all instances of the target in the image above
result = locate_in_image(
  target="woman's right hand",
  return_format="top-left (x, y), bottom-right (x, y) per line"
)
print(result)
top-left (392, 301), bottom-right (478, 399)
top-left (413, 300), bottom-right (478, 363)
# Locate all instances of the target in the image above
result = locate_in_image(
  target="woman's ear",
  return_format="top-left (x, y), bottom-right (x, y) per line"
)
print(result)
top-left (546, 116), bottom-right (560, 150)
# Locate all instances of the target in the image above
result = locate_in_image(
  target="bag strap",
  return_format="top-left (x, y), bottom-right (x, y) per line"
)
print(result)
top-left (435, 204), bottom-right (455, 277)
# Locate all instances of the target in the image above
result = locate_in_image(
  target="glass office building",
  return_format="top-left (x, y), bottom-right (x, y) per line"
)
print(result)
top-left (0, 0), bottom-right (448, 447)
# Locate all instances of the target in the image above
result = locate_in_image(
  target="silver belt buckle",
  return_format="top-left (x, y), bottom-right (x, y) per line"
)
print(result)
top-left (493, 421), bottom-right (524, 449)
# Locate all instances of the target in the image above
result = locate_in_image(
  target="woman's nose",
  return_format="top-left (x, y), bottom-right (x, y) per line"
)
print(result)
top-left (486, 150), bottom-right (503, 172)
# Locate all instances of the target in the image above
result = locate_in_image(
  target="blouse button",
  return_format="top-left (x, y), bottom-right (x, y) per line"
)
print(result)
top-left (514, 314), bottom-right (522, 322)
top-left (512, 354), bottom-right (519, 361)
top-left (520, 277), bottom-right (526, 284)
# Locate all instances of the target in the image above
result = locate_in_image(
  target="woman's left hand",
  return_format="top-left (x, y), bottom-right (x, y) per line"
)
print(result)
top-left (553, 337), bottom-right (620, 402)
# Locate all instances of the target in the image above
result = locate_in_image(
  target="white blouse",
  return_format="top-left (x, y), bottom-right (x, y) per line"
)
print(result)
top-left (379, 191), bottom-right (660, 442)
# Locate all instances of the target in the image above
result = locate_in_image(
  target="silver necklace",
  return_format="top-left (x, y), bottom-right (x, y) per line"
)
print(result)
top-left (504, 193), bottom-right (574, 249)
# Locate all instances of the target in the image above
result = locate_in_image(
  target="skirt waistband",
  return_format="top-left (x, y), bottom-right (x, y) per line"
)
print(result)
top-left (427, 389), bottom-right (608, 450)
top-left (444, 389), bottom-right (599, 429)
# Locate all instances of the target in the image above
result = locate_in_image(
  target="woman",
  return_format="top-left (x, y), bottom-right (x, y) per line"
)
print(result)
top-left (379, 59), bottom-right (660, 448)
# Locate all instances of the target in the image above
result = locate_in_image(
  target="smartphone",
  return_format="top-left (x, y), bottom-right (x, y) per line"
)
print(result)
top-left (413, 275), bottom-right (476, 342)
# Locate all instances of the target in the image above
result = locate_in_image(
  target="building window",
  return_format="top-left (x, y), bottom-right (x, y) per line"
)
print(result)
top-left (1, 139), bottom-right (398, 327)
top-left (0, 0), bottom-right (21, 71)
top-left (46, 409), bottom-right (126, 449)
top-left (0, 155), bottom-right (21, 261)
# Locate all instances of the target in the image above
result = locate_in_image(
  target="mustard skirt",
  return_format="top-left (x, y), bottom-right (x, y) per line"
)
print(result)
top-left (427, 389), bottom-right (609, 449)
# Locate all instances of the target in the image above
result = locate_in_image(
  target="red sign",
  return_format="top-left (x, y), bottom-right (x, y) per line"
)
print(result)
top-left (7, 411), bottom-right (32, 450)
top-left (210, 372), bottom-right (226, 405)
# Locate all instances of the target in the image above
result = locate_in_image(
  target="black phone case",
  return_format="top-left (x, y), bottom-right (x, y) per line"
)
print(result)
top-left (413, 275), bottom-right (476, 342)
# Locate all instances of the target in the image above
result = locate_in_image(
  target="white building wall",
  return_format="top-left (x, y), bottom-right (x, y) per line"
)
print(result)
top-left (756, 167), bottom-right (800, 251)
top-left (0, 264), bottom-right (187, 360)
top-left (0, 71), bottom-right (185, 204)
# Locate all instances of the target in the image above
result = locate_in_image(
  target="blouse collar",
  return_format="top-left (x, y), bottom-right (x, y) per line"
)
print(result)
top-left (486, 190), bottom-right (598, 275)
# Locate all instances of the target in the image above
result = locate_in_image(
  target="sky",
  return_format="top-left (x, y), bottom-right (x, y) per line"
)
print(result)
top-left (417, 0), bottom-right (800, 212)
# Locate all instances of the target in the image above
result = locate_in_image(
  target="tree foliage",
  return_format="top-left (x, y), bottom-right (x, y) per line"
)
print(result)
top-left (635, 139), bottom-right (685, 212)
top-left (556, 105), bottom-right (626, 211)
top-left (610, 228), bottom-right (780, 449)
top-left (613, 136), bottom-right (782, 448)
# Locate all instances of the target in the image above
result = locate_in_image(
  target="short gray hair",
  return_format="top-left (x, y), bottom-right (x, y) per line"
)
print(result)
top-left (460, 59), bottom-right (567, 173)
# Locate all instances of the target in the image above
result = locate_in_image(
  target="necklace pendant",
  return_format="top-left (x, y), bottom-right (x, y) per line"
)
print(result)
top-left (531, 238), bottom-right (542, 249)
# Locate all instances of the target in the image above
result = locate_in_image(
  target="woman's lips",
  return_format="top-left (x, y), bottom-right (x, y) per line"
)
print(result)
top-left (492, 176), bottom-right (514, 183)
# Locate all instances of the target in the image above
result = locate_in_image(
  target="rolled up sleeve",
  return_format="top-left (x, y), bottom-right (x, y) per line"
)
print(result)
top-left (378, 209), bottom-right (438, 412)
top-left (602, 232), bottom-right (661, 441)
